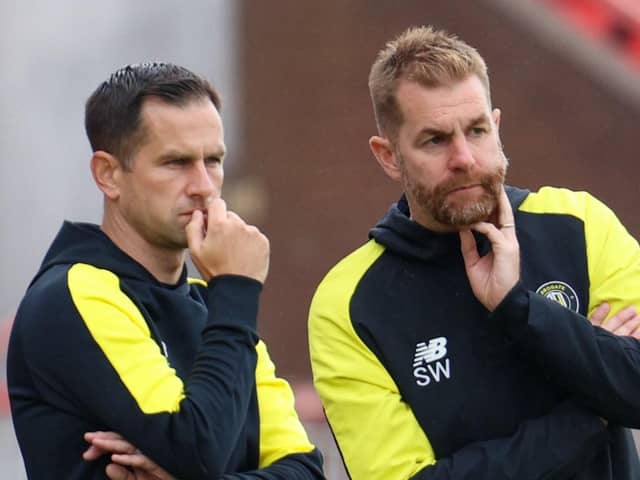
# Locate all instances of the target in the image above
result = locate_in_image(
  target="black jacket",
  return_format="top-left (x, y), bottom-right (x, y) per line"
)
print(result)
top-left (9, 222), bottom-right (324, 479)
top-left (310, 186), bottom-right (640, 479)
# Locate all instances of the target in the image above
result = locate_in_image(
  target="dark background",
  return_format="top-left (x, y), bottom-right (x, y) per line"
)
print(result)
top-left (237, 0), bottom-right (640, 379)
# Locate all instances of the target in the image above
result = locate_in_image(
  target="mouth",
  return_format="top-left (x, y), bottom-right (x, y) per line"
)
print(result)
top-left (180, 209), bottom-right (208, 222)
top-left (448, 183), bottom-right (482, 195)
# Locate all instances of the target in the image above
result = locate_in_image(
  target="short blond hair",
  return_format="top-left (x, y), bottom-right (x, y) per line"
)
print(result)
top-left (369, 26), bottom-right (490, 140)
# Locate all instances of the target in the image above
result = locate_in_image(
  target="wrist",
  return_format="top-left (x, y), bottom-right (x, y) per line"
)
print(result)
top-left (207, 275), bottom-right (262, 331)
top-left (489, 281), bottom-right (530, 342)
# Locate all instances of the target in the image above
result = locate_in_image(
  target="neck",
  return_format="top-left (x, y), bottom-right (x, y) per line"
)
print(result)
top-left (101, 214), bottom-right (185, 284)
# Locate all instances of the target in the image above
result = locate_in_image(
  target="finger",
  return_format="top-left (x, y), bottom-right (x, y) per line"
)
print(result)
top-left (496, 187), bottom-right (515, 233)
top-left (207, 198), bottom-right (227, 226)
top-left (105, 463), bottom-right (134, 480)
top-left (602, 306), bottom-right (637, 333)
top-left (90, 437), bottom-right (138, 455)
top-left (84, 431), bottom-right (123, 461)
top-left (459, 229), bottom-right (480, 267)
top-left (589, 303), bottom-right (610, 326)
top-left (630, 322), bottom-right (640, 340)
top-left (83, 444), bottom-right (106, 461)
top-left (202, 198), bottom-right (229, 238)
top-left (111, 453), bottom-right (155, 469)
top-left (185, 210), bottom-right (205, 252)
top-left (226, 210), bottom-right (245, 227)
top-left (111, 453), bottom-right (173, 479)
top-left (85, 431), bottom-right (125, 441)
top-left (612, 315), bottom-right (640, 336)
top-left (468, 221), bottom-right (502, 245)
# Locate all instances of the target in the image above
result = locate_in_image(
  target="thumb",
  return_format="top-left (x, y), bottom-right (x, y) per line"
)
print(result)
top-left (105, 463), bottom-right (134, 480)
top-left (185, 210), bottom-right (204, 252)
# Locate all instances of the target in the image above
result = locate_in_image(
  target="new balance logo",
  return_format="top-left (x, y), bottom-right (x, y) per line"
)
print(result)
top-left (413, 337), bottom-right (451, 387)
top-left (413, 338), bottom-right (447, 366)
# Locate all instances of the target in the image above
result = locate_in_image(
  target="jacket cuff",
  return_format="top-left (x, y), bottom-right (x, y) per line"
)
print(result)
top-left (206, 275), bottom-right (262, 331)
top-left (490, 281), bottom-right (530, 342)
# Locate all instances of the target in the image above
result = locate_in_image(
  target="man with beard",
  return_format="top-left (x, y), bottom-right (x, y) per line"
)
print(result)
top-left (7, 62), bottom-right (324, 479)
top-left (308, 26), bottom-right (640, 479)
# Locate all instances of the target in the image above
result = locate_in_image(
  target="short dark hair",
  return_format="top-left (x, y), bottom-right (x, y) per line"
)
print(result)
top-left (85, 62), bottom-right (221, 168)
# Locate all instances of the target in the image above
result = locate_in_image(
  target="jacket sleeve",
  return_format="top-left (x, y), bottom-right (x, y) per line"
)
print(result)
top-left (491, 282), bottom-right (640, 427)
top-left (309, 285), bottom-right (607, 480)
top-left (504, 188), bottom-right (640, 426)
top-left (19, 269), bottom-right (260, 480)
top-left (219, 340), bottom-right (324, 479)
top-left (220, 450), bottom-right (325, 480)
top-left (411, 401), bottom-right (607, 480)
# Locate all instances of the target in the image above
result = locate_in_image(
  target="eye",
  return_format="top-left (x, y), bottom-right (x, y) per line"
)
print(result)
top-left (470, 127), bottom-right (487, 136)
top-left (205, 157), bottom-right (222, 167)
top-left (424, 135), bottom-right (445, 146)
top-left (167, 157), bottom-right (189, 167)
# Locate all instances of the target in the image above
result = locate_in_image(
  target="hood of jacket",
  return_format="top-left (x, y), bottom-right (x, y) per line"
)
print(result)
top-left (31, 221), bottom-right (188, 287)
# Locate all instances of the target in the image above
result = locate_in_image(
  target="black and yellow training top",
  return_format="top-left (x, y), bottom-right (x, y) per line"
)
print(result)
top-left (8, 221), bottom-right (323, 479)
top-left (310, 186), bottom-right (640, 479)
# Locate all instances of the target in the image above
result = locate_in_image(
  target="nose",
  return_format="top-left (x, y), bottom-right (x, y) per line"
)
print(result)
top-left (448, 135), bottom-right (475, 171)
top-left (187, 161), bottom-right (217, 199)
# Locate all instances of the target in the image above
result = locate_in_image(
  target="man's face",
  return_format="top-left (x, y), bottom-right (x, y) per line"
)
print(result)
top-left (116, 97), bottom-right (225, 250)
top-left (392, 76), bottom-right (507, 232)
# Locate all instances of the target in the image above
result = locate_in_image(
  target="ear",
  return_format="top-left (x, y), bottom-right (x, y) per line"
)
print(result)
top-left (492, 108), bottom-right (501, 130)
top-left (492, 108), bottom-right (503, 148)
top-left (369, 135), bottom-right (402, 182)
top-left (91, 151), bottom-right (123, 200)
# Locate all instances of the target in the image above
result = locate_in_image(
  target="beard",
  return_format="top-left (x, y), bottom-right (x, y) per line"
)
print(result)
top-left (136, 214), bottom-right (189, 250)
top-left (120, 200), bottom-right (190, 251)
top-left (401, 151), bottom-right (508, 228)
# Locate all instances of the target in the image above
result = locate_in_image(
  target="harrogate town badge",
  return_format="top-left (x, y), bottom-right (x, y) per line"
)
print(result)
top-left (535, 281), bottom-right (579, 312)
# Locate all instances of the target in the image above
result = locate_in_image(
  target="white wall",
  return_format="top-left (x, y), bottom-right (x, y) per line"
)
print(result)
top-left (0, 1), bottom-right (239, 475)
top-left (0, 0), bottom-right (240, 319)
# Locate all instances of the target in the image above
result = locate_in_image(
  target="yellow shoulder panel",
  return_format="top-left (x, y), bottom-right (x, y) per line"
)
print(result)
top-left (255, 340), bottom-right (314, 467)
top-left (309, 240), bottom-right (436, 479)
top-left (518, 186), bottom-right (589, 218)
top-left (520, 187), bottom-right (640, 319)
top-left (68, 263), bottom-right (185, 413)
